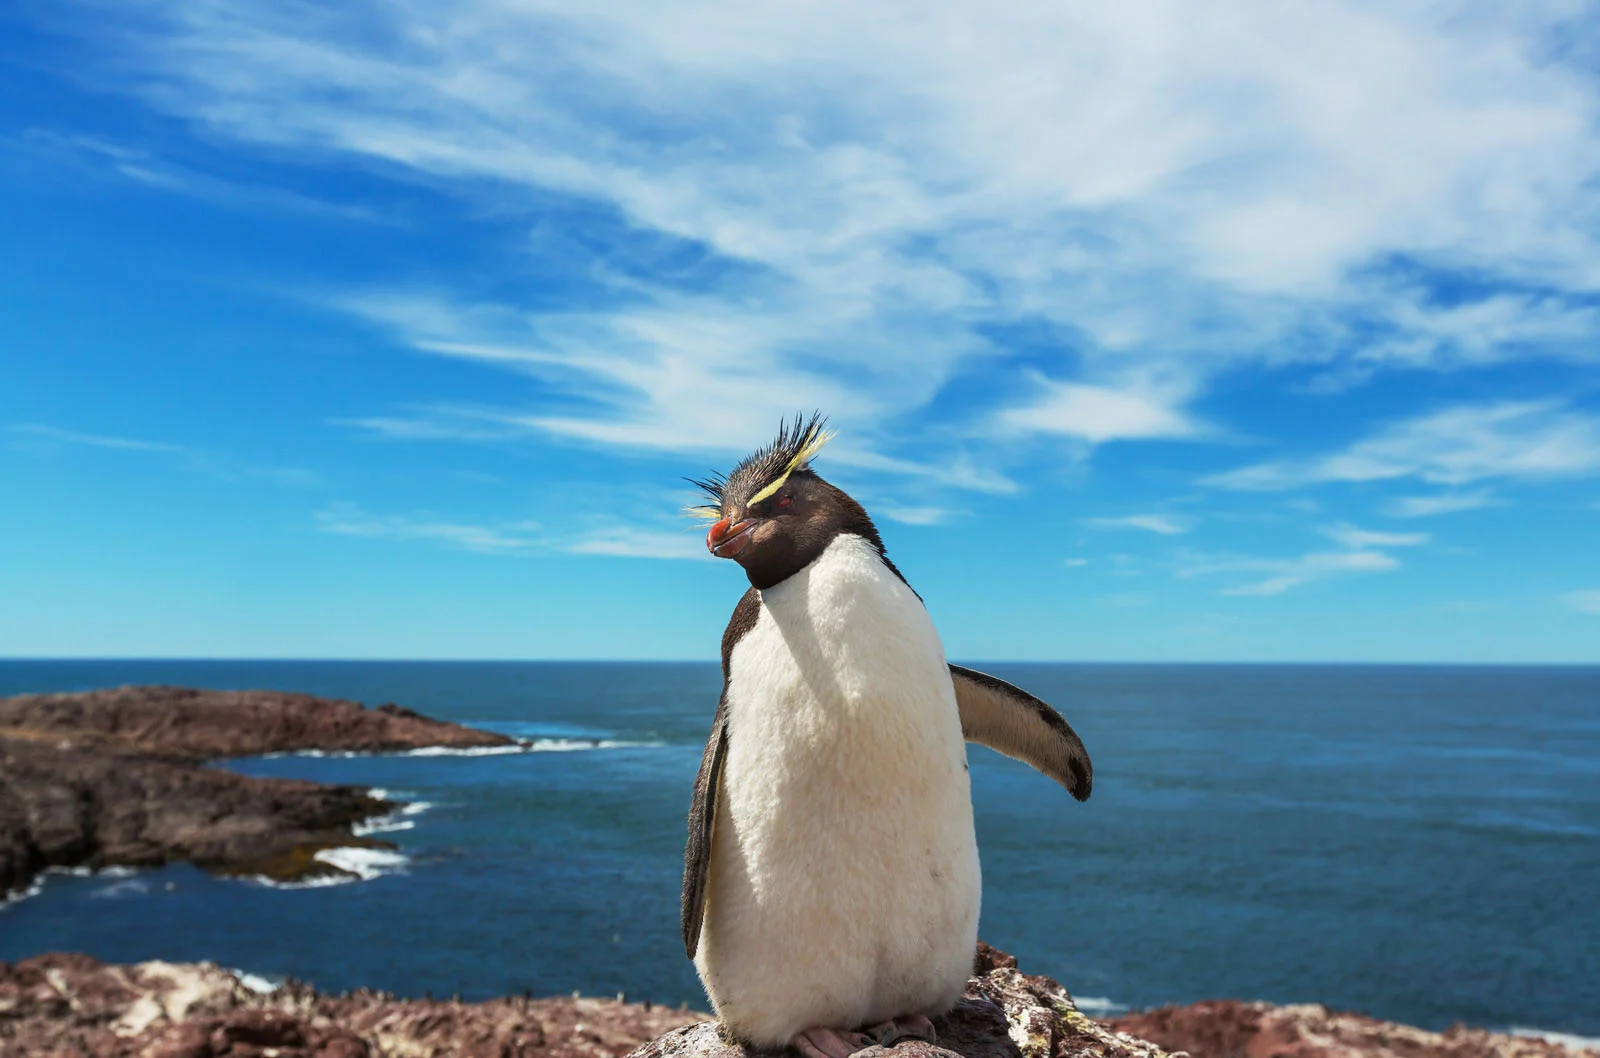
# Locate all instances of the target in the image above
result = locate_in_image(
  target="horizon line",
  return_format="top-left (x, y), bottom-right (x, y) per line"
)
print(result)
top-left (3, 656), bottom-right (1599, 668)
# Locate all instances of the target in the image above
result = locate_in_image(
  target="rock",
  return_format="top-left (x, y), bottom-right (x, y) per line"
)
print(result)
top-left (0, 685), bottom-right (512, 897)
top-left (0, 686), bottom-right (513, 760)
top-left (1109, 1000), bottom-right (1599, 1058)
top-left (0, 735), bottom-right (393, 895)
top-left (0, 953), bottom-right (709, 1058)
top-left (624, 952), bottom-right (1172, 1058)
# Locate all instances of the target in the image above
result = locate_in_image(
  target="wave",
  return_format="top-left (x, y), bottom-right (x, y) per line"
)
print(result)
top-left (231, 970), bottom-right (286, 995)
top-left (1508, 1028), bottom-right (1600, 1053)
top-left (3, 864), bottom-right (149, 910)
top-left (352, 817), bottom-right (415, 836)
top-left (314, 846), bottom-right (410, 881)
top-left (261, 737), bottom-right (662, 759)
top-left (88, 878), bottom-right (152, 900)
top-left (1073, 996), bottom-right (1127, 1017)
top-left (247, 846), bottom-right (411, 890)
top-left (43, 864), bottom-right (141, 879)
top-left (0, 877), bottom-right (45, 912)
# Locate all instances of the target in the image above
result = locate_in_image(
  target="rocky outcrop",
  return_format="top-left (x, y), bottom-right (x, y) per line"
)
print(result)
top-left (625, 944), bottom-right (1172, 1058)
top-left (0, 737), bottom-right (392, 896)
top-left (0, 685), bottom-right (513, 897)
top-left (8, 948), bottom-right (1591, 1058)
top-left (1109, 1001), bottom-right (1599, 1058)
top-left (0, 686), bottom-right (513, 759)
top-left (0, 952), bottom-right (709, 1058)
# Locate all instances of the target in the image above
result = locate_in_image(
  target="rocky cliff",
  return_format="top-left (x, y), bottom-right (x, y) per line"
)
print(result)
top-left (0, 686), bottom-right (512, 759)
top-left (0, 685), bottom-right (513, 896)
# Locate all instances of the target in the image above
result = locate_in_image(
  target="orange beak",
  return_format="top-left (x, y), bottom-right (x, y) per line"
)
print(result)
top-left (706, 517), bottom-right (758, 559)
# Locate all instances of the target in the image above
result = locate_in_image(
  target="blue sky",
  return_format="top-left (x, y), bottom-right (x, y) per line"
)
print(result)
top-left (3, 2), bottom-right (1599, 661)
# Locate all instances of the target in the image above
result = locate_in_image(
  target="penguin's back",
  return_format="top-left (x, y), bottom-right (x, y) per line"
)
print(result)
top-left (696, 533), bottom-right (980, 1046)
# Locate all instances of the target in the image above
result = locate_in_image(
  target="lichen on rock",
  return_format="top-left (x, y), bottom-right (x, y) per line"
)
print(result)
top-left (622, 945), bottom-right (1176, 1058)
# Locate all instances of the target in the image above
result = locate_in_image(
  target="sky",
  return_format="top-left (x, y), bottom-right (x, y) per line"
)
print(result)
top-left (2, 1), bottom-right (1599, 662)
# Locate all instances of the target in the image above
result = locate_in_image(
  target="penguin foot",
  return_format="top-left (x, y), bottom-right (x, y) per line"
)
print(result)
top-left (792, 1028), bottom-right (873, 1058)
top-left (864, 1014), bottom-right (938, 1047)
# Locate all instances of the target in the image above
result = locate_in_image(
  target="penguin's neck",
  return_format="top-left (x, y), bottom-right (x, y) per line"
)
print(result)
top-left (756, 534), bottom-right (929, 664)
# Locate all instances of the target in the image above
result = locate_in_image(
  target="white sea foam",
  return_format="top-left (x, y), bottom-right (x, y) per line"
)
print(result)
top-left (232, 970), bottom-right (286, 995)
top-left (0, 878), bottom-right (45, 911)
top-left (88, 879), bottom-right (152, 900)
top-left (400, 743), bottom-right (532, 757)
top-left (352, 817), bottom-right (416, 836)
top-left (262, 738), bottom-right (663, 759)
top-left (313, 846), bottom-right (410, 881)
top-left (1073, 996), bottom-right (1128, 1017)
top-left (514, 738), bottom-right (665, 753)
top-left (400, 801), bottom-right (434, 815)
top-left (248, 872), bottom-right (357, 890)
top-left (1508, 1028), bottom-right (1600, 1053)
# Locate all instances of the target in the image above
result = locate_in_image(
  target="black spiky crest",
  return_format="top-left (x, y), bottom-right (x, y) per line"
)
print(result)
top-left (686, 413), bottom-right (833, 521)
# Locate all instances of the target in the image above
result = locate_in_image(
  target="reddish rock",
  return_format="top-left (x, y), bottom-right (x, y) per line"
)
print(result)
top-left (0, 686), bottom-right (512, 760)
top-left (0, 953), bottom-right (708, 1058)
top-left (1109, 1000), bottom-right (1598, 1058)
top-left (0, 685), bottom-right (513, 897)
top-left (624, 952), bottom-right (1173, 1058)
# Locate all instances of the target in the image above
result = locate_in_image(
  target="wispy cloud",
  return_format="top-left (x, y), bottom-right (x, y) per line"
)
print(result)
top-left (315, 503), bottom-right (710, 560)
top-left (1388, 491), bottom-right (1495, 518)
top-left (11, 424), bottom-right (191, 455)
top-left (1561, 590), bottom-right (1600, 615)
top-left (316, 503), bottom-right (543, 554)
top-left (876, 505), bottom-right (952, 526)
top-left (1206, 402), bottom-right (1600, 492)
top-left (10, 423), bottom-right (317, 486)
top-left (566, 527), bottom-right (708, 560)
top-left (998, 376), bottom-right (1203, 445)
top-left (1085, 514), bottom-right (1189, 535)
top-left (13, 130), bottom-right (380, 221)
top-left (50, 0), bottom-right (1600, 488)
top-left (1183, 548), bottom-right (1401, 596)
top-left (1322, 523), bottom-right (1428, 548)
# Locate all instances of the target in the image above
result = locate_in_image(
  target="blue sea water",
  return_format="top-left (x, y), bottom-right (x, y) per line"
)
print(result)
top-left (1, 661), bottom-right (1596, 1038)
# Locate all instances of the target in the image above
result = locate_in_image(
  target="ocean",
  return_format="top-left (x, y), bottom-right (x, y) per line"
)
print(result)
top-left (1, 660), bottom-right (1596, 1039)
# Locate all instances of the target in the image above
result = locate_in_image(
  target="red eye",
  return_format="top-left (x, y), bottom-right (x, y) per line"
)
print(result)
top-left (777, 495), bottom-right (793, 510)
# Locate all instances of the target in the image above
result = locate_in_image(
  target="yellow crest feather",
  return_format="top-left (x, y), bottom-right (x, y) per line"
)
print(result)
top-left (745, 427), bottom-right (834, 506)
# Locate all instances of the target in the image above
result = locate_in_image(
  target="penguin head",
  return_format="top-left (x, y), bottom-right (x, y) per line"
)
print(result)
top-left (689, 414), bottom-right (889, 590)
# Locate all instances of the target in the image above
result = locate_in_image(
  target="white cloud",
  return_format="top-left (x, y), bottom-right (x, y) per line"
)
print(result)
top-left (566, 527), bottom-right (708, 560)
top-left (316, 503), bottom-right (543, 554)
top-left (876, 505), bottom-right (952, 526)
top-left (1388, 490), bottom-right (1495, 518)
top-left (1085, 514), bottom-right (1189, 535)
top-left (1183, 548), bottom-right (1401, 596)
top-left (49, 0), bottom-right (1600, 478)
top-left (11, 423), bottom-right (317, 486)
top-left (998, 377), bottom-right (1203, 444)
top-left (1322, 523), bottom-right (1429, 548)
top-left (1206, 401), bottom-right (1600, 491)
top-left (315, 503), bottom-right (713, 560)
top-left (11, 423), bottom-right (191, 454)
top-left (1561, 589), bottom-right (1600, 615)
top-left (1064, 557), bottom-right (1089, 567)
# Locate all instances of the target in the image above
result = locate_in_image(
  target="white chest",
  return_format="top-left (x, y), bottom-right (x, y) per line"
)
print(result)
top-left (699, 534), bottom-right (982, 1042)
top-left (727, 533), bottom-right (962, 769)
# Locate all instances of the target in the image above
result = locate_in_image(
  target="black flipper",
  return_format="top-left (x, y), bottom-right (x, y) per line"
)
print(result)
top-left (680, 697), bottom-right (728, 959)
top-left (950, 664), bottom-right (1093, 801)
top-left (681, 588), bottom-right (761, 960)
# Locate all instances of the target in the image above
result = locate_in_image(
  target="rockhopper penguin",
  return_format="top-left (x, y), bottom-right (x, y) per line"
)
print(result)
top-left (682, 415), bottom-right (1093, 1058)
